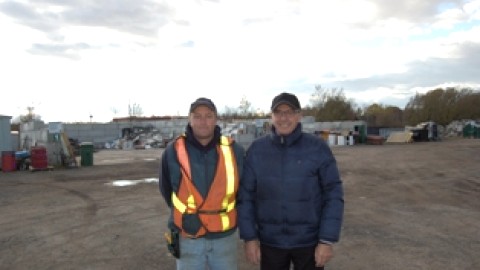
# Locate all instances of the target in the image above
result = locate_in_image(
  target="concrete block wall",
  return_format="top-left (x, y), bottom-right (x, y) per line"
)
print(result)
top-left (19, 118), bottom-right (365, 152)
top-left (63, 119), bottom-right (189, 147)
top-left (46, 142), bottom-right (64, 166)
top-left (19, 128), bottom-right (48, 149)
top-left (65, 123), bottom-right (122, 147)
top-left (11, 132), bottom-right (19, 151)
top-left (302, 121), bottom-right (366, 134)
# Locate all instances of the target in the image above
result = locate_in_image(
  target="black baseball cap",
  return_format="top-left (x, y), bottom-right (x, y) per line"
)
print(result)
top-left (190, 97), bottom-right (217, 113)
top-left (271, 92), bottom-right (301, 111)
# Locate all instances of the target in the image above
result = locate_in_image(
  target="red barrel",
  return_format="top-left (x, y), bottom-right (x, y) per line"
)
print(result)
top-left (1, 151), bottom-right (16, 172)
top-left (31, 146), bottom-right (48, 169)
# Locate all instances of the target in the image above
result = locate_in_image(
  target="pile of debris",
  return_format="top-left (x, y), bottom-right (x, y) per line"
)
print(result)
top-left (104, 126), bottom-right (174, 150)
top-left (445, 120), bottom-right (480, 138)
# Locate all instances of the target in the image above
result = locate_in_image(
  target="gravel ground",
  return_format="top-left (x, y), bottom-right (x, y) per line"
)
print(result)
top-left (0, 138), bottom-right (479, 270)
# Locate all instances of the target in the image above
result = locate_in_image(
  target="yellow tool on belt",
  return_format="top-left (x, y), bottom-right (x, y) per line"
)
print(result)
top-left (164, 232), bottom-right (172, 243)
top-left (164, 230), bottom-right (180, 258)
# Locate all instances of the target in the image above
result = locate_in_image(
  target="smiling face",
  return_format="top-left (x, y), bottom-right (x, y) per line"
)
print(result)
top-left (189, 105), bottom-right (217, 145)
top-left (271, 104), bottom-right (301, 136)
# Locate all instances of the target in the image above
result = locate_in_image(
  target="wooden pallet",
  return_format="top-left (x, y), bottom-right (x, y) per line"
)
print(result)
top-left (61, 132), bottom-right (78, 168)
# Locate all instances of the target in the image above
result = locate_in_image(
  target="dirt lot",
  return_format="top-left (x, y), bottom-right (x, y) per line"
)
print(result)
top-left (1, 138), bottom-right (479, 270)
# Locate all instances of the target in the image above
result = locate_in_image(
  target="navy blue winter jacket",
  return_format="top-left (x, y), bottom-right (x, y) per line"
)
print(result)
top-left (237, 123), bottom-right (344, 248)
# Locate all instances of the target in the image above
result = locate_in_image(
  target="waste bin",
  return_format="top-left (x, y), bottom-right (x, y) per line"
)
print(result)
top-left (463, 123), bottom-right (474, 138)
top-left (355, 125), bottom-right (367, 144)
top-left (80, 142), bottom-right (94, 166)
top-left (31, 146), bottom-right (48, 170)
top-left (1, 151), bottom-right (16, 172)
top-left (474, 125), bottom-right (480, 139)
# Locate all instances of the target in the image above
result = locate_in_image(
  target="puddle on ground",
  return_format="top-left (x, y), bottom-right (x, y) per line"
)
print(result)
top-left (107, 178), bottom-right (159, 187)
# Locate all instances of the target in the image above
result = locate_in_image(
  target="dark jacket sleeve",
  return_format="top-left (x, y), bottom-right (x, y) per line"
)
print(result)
top-left (237, 144), bottom-right (258, 241)
top-left (232, 142), bottom-right (245, 182)
top-left (159, 143), bottom-right (173, 208)
top-left (318, 148), bottom-right (344, 243)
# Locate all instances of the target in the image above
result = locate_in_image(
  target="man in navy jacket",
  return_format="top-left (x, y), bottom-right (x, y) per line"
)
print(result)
top-left (237, 92), bottom-right (344, 270)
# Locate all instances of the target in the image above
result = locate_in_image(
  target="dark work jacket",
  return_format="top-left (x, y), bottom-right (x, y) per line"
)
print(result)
top-left (159, 124), bottom-right (245, 239)
top-left (237, 123), bottom-right (344, 248)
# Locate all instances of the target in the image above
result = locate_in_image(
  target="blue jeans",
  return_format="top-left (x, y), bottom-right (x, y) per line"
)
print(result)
top-left (177, 232), bottom-right (237, 270)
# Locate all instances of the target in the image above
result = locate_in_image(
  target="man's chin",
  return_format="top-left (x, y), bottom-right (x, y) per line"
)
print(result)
top-left (276, 127), bottom-right (293, 135)
top-left (194, 131), bottom-right (214, 140)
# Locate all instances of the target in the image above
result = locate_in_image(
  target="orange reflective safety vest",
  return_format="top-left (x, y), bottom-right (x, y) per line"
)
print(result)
top-left (172, 135), bottom-right (239, 238)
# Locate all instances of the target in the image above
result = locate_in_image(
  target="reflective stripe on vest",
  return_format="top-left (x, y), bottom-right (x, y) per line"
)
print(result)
top-left (219, 136), bottom-right (235, 229)
top-left (171, 135), bottom-right (238, 237)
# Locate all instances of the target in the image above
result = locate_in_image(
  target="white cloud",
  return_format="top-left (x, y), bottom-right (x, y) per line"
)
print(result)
top-left (464, 0), bottom-right (480, 19)
top-left (1, 0), bottom-right (479, 122)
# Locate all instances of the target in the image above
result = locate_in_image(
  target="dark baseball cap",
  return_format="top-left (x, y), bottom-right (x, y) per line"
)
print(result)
top-left (271, 92), bottom-right (301, 111)
top-left (190, 97), bottom-right (217, 113)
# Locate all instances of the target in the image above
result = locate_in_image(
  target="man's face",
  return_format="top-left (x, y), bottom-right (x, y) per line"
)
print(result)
top-left (189, 105), bottom-right (217, 142)
top-left (271, 104), bottom-right (301, 136)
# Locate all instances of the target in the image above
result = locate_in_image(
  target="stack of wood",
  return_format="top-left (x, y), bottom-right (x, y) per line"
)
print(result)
top-left (366, 135), bottom-right (385, 145)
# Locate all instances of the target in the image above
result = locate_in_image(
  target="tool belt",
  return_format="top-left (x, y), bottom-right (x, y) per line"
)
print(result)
top-left (164, 229), bottom-right (180, 258)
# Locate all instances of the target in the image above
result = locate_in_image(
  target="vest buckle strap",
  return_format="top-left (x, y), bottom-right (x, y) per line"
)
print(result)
top-left (198, 208), bottom-right (227, 214)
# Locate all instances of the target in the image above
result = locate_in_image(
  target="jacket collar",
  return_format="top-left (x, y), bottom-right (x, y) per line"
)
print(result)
top-left (185, 123), bottom-right (221, 151)
top-left (270, 123), bottom-right (302, 146)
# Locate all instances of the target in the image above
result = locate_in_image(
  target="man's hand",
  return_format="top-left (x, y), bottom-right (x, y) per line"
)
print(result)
top-left (315, 243), bottom-right (334, 267)
top-left (244, 240), bottom-right (261, 265)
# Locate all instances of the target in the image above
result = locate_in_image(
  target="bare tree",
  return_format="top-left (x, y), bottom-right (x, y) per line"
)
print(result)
top-left (364, 103), bottom-right (403, 127)
top-left (18, 106), bottom-right (42, 123)
top-left (310, 85), bottom-right (356, 121)
top-left (238, 96), bottom-right (254, 117)
top-left (128, 103), bottom-right (143, 117)
top-left (404, 87), bottom-right (480, 126)
top-left (221, 106), bottom-right (239, 121)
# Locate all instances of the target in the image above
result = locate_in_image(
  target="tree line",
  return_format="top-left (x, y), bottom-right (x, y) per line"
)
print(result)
top-left (15, 86), bottom-right (480, 127)
top-left (294, 85), bottom-right (479, 127)
top-left (220, 85), bottom-right (480, 127)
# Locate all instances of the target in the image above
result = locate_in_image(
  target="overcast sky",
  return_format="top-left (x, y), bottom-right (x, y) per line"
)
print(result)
top-left (1, 0), bottom-right (479, 123)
